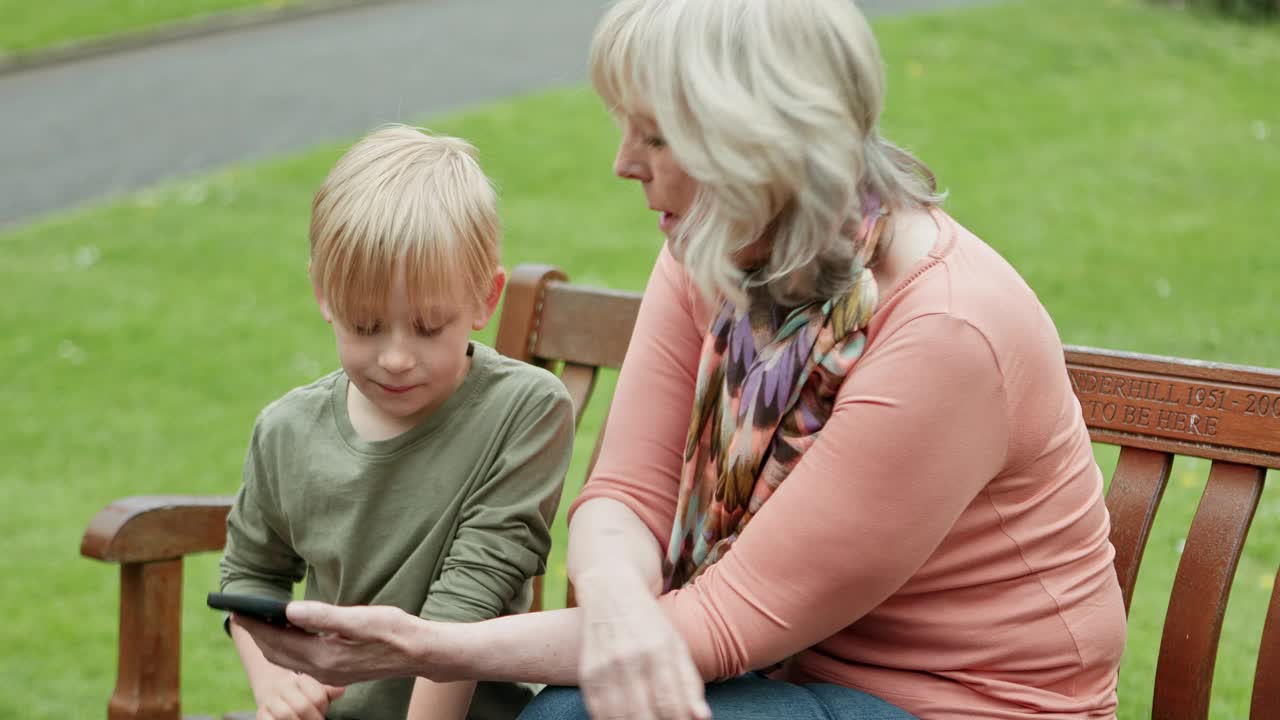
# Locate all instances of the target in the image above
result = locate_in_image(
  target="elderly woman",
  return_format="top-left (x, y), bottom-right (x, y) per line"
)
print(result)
top-left (239, 0), bottom-right (1127, 718)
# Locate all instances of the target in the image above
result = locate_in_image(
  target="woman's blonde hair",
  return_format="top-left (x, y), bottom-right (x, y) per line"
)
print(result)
top-left (309, 125), bottom-right (500, 324)
top-left (590, 0), bottom-right (944, 306)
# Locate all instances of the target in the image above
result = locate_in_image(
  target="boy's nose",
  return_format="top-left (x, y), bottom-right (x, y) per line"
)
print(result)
top-left (378, 345), bottom-right (416, 374)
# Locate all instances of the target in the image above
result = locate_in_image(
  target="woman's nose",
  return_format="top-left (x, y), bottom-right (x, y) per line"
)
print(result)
top-left (614, 145), bottom-right (649, 181)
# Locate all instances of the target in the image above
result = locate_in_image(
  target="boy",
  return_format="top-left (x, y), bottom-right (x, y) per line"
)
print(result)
top-left (219, 125), bottom-right (573, 720)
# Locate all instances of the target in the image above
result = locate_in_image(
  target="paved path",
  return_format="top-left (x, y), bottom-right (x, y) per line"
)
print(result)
top-left (0, 0), bottom-right (995, 229)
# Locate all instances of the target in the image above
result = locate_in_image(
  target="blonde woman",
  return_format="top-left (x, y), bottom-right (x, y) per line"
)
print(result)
top-left (238, 1), bottom-right (1127, 718)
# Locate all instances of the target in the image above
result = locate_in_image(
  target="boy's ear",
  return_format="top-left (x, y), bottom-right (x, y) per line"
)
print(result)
top-left (309, 262), bottom-right (334, 324)
top-left (472, 267), bottom-right (507, 331)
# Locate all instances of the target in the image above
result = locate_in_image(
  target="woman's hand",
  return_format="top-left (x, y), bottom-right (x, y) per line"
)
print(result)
top-left (575, 570), bottom-right (711, 720)
top-left (234, 602), bottom-right (435, 687)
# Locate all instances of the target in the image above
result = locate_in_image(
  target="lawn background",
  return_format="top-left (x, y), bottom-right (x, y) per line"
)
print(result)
top-left (0, 0), bottom-right (307, 56)
top-left (1, 0), bottom-right (1278, 718)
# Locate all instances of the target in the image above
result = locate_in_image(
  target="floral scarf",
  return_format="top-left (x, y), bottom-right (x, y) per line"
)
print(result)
top-left (663, 194), bottom-right (889, 591)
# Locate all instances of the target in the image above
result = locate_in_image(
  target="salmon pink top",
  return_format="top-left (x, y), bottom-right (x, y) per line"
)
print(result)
top-left (569, 209), bottom-right (1126, 719)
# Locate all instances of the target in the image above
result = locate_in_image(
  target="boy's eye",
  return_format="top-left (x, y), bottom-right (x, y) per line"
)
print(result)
top-left (354, 322), bottom-right (381, 336)
top-left (414, 323), bottom-right (443, 338)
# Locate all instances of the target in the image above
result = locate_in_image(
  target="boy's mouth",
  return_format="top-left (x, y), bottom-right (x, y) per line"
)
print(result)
top-left (376, 382), bottom-right (418, 395)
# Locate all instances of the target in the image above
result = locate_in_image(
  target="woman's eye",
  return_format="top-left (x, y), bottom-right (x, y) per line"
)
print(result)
top-left (644, 136), bottom-right (667, 149)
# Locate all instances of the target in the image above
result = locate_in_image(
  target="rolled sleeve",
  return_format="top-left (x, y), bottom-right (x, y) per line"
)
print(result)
top-left (422, 385), bottom-right (574, 623)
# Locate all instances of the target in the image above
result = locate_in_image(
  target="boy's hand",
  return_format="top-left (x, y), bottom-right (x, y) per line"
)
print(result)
top-left (250, 663), bottom-right (344, 720)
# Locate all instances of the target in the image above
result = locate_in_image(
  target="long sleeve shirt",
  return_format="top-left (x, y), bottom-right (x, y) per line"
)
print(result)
top-left (222, 342), bottom-right (574, 720)
top-left (570, 209), bottom-right (1126, 719)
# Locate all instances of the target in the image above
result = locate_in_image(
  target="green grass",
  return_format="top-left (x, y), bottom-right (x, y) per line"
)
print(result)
top-left (1, 0), bottom-right (1278, 718)
top-left (0, 0), bottom-right (305, 56)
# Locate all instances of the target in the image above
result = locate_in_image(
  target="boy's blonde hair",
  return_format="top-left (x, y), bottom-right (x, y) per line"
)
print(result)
top-left (309, 125), bottom-right (500, 324)
top-left (590, 0), bottom-right (944, 307)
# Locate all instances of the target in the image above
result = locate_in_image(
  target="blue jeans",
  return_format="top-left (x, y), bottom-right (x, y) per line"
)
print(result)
top-left (519, 673), bottom-right (918, 719)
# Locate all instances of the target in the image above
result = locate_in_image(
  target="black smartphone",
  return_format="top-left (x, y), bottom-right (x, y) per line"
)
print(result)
top-left (207, 592), bottom-right (297, 629)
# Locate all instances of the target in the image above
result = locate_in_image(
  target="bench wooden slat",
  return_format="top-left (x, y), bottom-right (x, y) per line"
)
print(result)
top-left (1256, 569), bottom-right (1280, 717)
top-left (1105, 447), bottom-right (1174, 614)
top-left (532, 281), bottom-right (640, 370)
top-left (494, 265), bottom-right (567, 367)
top-left (1065, 347), bottom-right (1280, 471)
top-left (1152, 461), bottom-right (1266, 719)
top-left (560, 362), bottom-right (598, 429)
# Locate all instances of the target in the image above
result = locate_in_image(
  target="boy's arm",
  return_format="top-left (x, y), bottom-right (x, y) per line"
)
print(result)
top-left (419, 382), bottom-right (574, 623)
top-left (405, 677), bottom-right (476, 720)
top-left (230, 619), bottom-right (344, 715)
top-left (220, 419), bottom-right (306, 600)
top-left (223, 418), bottom-right (320, 715)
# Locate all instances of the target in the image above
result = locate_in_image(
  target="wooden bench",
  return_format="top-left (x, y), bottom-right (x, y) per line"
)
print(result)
top-left (81, 264), bottom-right (1280, 720)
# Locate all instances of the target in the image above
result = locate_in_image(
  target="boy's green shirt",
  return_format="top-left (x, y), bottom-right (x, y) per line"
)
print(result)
top-left (221, 342), bottom-right (573, 720)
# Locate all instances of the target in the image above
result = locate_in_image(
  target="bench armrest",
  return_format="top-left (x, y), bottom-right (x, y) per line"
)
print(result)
top-left (82, 495), bottom-right (234, 564)
top-left (81, 495), bottom-right (233, 720)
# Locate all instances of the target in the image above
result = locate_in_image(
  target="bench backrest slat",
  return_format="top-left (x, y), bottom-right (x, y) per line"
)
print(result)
top-left (1105, 447), bottom-right (1173, 614)
top-left (1256, 577), bottom-right (1280, 717)
top-left (559, 362), bottom-right (600, 429)
top-left (1153, 461), bottom-right (1265, 719)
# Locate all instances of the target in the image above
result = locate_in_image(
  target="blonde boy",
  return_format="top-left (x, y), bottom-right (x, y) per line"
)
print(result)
top-left (220, 126), bottom-right (573, 720)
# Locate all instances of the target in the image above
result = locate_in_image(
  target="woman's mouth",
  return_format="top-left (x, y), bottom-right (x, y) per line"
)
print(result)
top-left (659, 211), bottom-right (678, 233)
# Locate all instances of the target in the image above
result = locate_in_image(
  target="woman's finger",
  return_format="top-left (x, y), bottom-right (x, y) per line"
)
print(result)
top-left (581, 650), bottom-right (647, 720)
top-left (673, 647), bottom-right (711, 720)
top-left (614, 633), bottom-right (660, 720)
top-left (649, 663), bottom-right (685, 719)
top-left (580, 678), bottom-right (612, 720)
top-left (285, 600), bottom-right (357, 636)
top-left (650, 648), bottom-right (700, 720)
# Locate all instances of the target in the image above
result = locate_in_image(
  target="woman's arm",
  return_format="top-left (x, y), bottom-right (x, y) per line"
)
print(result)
top-left (243, 601), bottom-right (704, 713)
top-left (237, 603), bottom-right (582, 686)
top-left (566, 497), bottom-right (664, 596)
